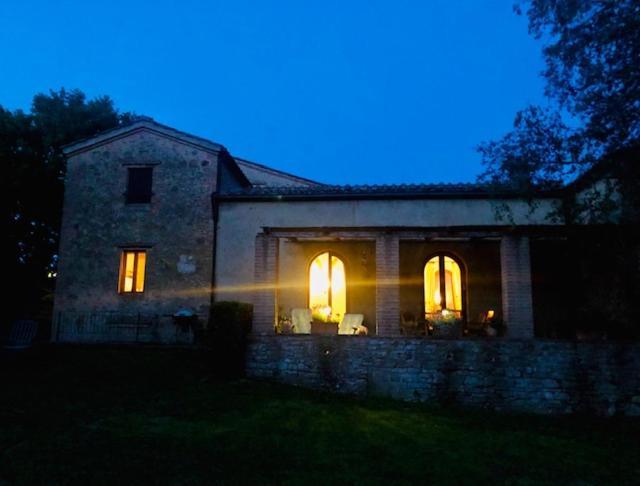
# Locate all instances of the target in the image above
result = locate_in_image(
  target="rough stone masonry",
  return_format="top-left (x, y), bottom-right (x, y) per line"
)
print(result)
top-left (247, 335), bottom-right (640, 416)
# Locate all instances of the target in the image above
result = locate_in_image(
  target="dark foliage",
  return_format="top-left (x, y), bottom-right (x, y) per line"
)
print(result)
top-left (477, 105), bottom-right (585, 191)
top-left (3, 88), bottom-right (133, 321)
top-left (522, 0), bottom-right (640, 150)
top-left (480, 0), bottom-right (640, 191)
top-left (532, 233), bottom-right (639, 340)
top-left (206, 301), bottom-right (253, 378)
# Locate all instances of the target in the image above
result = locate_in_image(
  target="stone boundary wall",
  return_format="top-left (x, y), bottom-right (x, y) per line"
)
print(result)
top-left (246, 336), bottom-right (640, 416)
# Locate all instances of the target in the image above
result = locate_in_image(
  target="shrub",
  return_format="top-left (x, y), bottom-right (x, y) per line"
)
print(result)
top-left (206, 301), bottom-right (253, 378)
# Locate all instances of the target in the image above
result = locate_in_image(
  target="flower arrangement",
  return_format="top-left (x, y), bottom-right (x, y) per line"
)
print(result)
top-left (427, 309), bottom-right (462, 338)
top-left (275, 309), bottom-right (294, 334)
top-left (311, 306), bottom-right (340, 324)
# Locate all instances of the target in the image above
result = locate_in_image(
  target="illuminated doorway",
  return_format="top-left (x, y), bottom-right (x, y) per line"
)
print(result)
top-left (424, 254), bottom-right (464, 319)
top-left (309, 252), bottom-right (347, 321)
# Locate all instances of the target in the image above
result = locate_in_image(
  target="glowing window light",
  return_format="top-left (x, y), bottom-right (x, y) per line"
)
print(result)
top-left (424, 255), bottom-right (463, 317)
top-left (119, 250), bottom-right (147, 293)
top-left (135, 252), bottom-right (146, 292)
top-left (309, 252), bottom-right (346, 320)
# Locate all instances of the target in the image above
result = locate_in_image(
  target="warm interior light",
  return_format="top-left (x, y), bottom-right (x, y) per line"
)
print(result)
top-left (424, 257), bottom-right (440, 314)
top-left (330, 255), bottom-right (346, 319)
top-left (309, 252), bottom-right (346, 321)
top-left (309, 252), bottom-right (330, 310)
top-left (424, 255), bottom-right (462, 317)
top-left (135, 252), bottom-right (146, 292)
top-left (487, 309), bottom-right (495, 319)
top-left (123, 252), bottom-right (135, 292)
top-left (443, 256), bottom-right (462, 311)
top-left (119, 250), bottom-right (146, 293)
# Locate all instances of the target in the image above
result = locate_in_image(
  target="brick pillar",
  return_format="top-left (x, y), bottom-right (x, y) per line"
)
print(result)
top-left (500, 235), bottom-right (534, 339)
top-left (376, 234), bottom-right (400, 336)
top-left (253, 233), bottom-right (279, 335)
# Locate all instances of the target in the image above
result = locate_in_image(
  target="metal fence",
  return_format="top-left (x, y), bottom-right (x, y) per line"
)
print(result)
top-left (53, 311), bottom-right (194, 344)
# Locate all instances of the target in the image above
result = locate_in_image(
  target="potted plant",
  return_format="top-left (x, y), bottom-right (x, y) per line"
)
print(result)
top-left (275, 310), bottom-right (294, 334)
top-left (428, 310), bottom-right (462, 338)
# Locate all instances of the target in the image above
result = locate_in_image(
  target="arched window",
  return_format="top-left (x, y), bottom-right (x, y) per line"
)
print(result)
top-left (424, 255), bottom-right (463, 318)
top-left (309, 252), bottom-right (346, 321)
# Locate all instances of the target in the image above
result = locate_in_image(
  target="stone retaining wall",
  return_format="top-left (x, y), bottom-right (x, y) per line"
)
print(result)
top-left (246, 336), bottom-right (640, 416)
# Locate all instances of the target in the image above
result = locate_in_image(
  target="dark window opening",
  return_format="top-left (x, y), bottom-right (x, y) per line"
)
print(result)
top-left (126, 167), bottom-right (153, 204)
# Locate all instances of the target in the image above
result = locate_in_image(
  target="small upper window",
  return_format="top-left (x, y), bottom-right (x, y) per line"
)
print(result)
top-left (126, 167), bottom-right (153, 204)
top-left (118, 250), bottom-right (147, 293)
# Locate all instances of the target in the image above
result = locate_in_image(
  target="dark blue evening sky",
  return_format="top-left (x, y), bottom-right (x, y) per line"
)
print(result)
top-left (1, 0), bottom-right (550, 184)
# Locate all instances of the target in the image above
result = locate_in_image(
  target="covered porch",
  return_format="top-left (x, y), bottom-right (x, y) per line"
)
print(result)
top-left (253, 227), bottom-right (540, 339)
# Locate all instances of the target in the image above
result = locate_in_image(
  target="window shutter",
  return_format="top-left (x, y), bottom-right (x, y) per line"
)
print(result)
top-left (126, 167), bottom-right (153, 203)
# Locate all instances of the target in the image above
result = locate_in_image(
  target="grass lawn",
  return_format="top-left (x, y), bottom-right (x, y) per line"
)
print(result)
top-left (1, 347), bottom-right (639, 485)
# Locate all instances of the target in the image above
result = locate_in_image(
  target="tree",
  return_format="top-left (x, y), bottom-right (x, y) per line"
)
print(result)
top-left (479, 0), bottom-right (640, 189)
top-left (4, 88), bottom-right (133, 320)
top-left (522, 0), bottom-right (640, 150)
top-left (477, 105), bottom-right (584, 191)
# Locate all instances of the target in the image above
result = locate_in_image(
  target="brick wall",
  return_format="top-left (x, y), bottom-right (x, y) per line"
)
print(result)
top-left (247, 335), bottom-right (640, 416)
top-left (376, 235), bottom-right (400, 335)
top-left (252, 234), bottom-right (279, 334)
top-left (501, 236), bottom-right (534, 338)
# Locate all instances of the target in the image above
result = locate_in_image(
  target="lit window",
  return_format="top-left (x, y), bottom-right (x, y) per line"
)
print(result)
top-left (126, 167), bottom-right (153, 204)
top-left (309, 252), bottom-right (346, 321)
top-left (424, 255), bottom-right (463, 318)
top-left (118, 250), bottom-right (147, 293)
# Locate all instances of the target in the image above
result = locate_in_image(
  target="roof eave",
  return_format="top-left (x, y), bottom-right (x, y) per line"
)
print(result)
top-left (216, 190), bottom-right (561, 202)
top-left (234, 157), bottom-right (322, 186)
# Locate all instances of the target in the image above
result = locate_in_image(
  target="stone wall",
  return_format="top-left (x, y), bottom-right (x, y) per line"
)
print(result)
top-left (54, 130), bottom-right (219, 325)
top-left (247, 335), bottom-right (640, 416)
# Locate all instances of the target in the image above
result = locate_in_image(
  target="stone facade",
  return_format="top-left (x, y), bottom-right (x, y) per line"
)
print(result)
top-left (54, 129), bottom-right (220, 337)
top-left (52, 120), bottom-right (314, 342)
top-left (247, 335), bottom-right (640, 416)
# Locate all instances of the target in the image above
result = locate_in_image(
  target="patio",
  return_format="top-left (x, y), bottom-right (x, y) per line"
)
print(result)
top-left (253, 227), bottom-right (535, 338)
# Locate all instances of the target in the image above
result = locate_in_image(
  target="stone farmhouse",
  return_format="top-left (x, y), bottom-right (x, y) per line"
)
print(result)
top-left (52, 117), bottom-right (639, 415)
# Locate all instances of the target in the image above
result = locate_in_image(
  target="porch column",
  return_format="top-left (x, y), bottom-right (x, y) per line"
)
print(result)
top-left (500, 235), bottom-right (534, 339)
top-left (376, 234), bottom-right (400, 336)
top-left (253, 233), bottom-right (279, 335)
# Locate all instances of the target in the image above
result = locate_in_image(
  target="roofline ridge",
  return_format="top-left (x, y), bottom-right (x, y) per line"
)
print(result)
top-left (62, 117), bottom-right (224, 156)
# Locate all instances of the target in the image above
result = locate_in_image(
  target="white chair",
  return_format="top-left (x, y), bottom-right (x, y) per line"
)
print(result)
top-left (291, 308), bottom-right (312, 334)
top-left (339, 314), bottom-right (364, 335)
